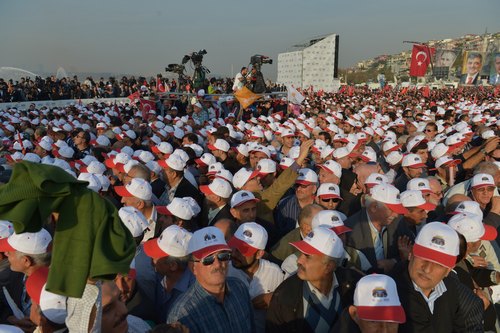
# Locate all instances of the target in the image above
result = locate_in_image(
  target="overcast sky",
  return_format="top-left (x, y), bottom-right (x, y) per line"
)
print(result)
top-left (1, 0), bottom-right (499, 80)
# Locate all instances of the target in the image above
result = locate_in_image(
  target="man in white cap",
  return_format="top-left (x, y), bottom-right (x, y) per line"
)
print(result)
top-left (345, 183), bottom-right (413, 273)
top-left (393, 154), bottom-right (427, 192)
top-left (208, 138), bottom-right (240, 174)
top-left (266, 227), bottom-right (362, 332)
top-left (400, 190), bottom-right (436, 238)
top-left (199, 178), bottom-right (234, 227)
top-left (227, 222), bottom-right (284, 333)
top-left (167, 227), bottom-right (254, 333)
top-left (390, 222), bottom-right (484, 332)
top-left (143, 225), bottom-right (195, 323)
top-left (333, 274), bottom-right (406, 333)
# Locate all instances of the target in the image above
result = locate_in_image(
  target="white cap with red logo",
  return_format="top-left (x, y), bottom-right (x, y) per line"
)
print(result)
top-left (0, 228), bottom-right (52, 255)
top-left (228, 222), bottom-right (268, 256)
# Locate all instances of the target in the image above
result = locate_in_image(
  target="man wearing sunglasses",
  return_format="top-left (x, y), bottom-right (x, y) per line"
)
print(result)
top-left (167, 226), bottom-right (254, 333)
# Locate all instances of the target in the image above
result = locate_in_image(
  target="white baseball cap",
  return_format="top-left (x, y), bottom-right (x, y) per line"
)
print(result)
top-left (114, 178), bottom-right (152, 201)
top-left (435, 155), bottom-right (461, 169)
top-left (296, 168), bottom-right (318, 185)
top-left (230, 190), bottom-right (260, 208)
top-left (382, 140), bottom-right (402, 153)
top-left (413, 222), bottom-right (459, 268)
top-left (400, 190), bottom-right (436, 210)
top-left (370, 183), bottom-right (408, 214)
top-left (207, 162), bottom-right (225, 175)
top-left (156, 197), bottom-right (196, 221)
top-left (448, 212), bottom-right (497, 243)
top-left (104, 152), bottom-right (131, 169)
top-left (385, 151), bottom-right (403, 166)
top-left (143, 225), bottom-right (192, 259)
top-left (0, 228), bottom-right (52, 255)
top-left (316, 183), bottom-right (342, 200)
top-left (208, 139), bottom-right (230, 152)
top-left (77, 172), bottom-right (102, 192)
top-left (431, 143), bottom-right (451, 160)
top-left (118, 206), bottom-right (149, 238)
top-left (406, 178), bottom-right (432, 193)
top-left (234, 144), bottom-right (249, 157)
top-left (26, 267), bottom-right (67, 324)
top-left (0, 220), bottom-right (14, 239)
top-left (311, 210), bottom-right (351, 235)
top-left (353, 274), bottom-right (406, 323)
top-left (318, 160), bottom-right (342, 178)
top-left (232, 168), bottom-right (259, 189)
top-left (188, 226), bottom-right (231, 260)
top-left (406, 135), bottom-right (428, 153)
top-left (453, 200), bottom-right (483, 219)
top-left (290, 227), bottom-right (344, 258)
top-left (158, 154), bottom-right (186, 171)
top-left (279, 157), bottom-right (295, 169)
top-left (200, 178), bottom-right (232, 199)
top-left (80, 160), bottom-right (106, 175)
top-left (227, 222), bottom-right (268, 256)
top-left (256, 159), bottom-right (277, 175)
top-left (402, 154), bottom-right (427, 168)
top-left (471, 173), bottom-right (495, 188)
top-left (364, 173), bottom-right (389, 188)
top-left (152, 142), bottom-right (173, 155)
top-left (195, 153), bottom-right (217, 167)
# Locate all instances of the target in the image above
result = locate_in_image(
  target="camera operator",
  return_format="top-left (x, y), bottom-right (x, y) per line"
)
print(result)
top-left (232, 67), bottom-right (248, 92)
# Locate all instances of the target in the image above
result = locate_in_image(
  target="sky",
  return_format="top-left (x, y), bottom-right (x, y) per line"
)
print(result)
top-left (1, 0), bottom-right (499, 80)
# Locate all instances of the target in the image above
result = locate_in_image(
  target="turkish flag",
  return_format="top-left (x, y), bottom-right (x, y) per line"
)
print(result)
top-left (410, 45), bottom-right (435, 77)
top-left (128, 91), bottom-right (141, 102)
top-left (348, 86), bottom-right (355, 97)
top-left (157, 77), bottom-right (166, 93)
top-left (140, 99), bottom-right (156, 119)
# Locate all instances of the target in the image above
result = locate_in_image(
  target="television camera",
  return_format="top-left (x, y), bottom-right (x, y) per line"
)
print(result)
top-left (182, 49), bottom-right (210, 90)
top-left (247, 55), bottom-right (273, 93)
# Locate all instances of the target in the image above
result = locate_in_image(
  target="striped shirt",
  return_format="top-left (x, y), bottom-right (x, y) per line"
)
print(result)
top-left (412, 280), bottom-right (447, 314)
top-left (167, 277), bottom-right (254, 333)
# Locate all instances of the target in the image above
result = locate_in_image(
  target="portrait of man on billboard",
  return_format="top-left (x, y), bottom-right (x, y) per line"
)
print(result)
top-left (489, 53), bottom-right (500, 85)
top-left (435, 49), bottom-right (457, 68)
top-left (460, 52), bottom-right (483, 85)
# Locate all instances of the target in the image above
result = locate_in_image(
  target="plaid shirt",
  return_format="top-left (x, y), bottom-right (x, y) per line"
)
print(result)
top-left (167, 277), bottom-right (255, 333)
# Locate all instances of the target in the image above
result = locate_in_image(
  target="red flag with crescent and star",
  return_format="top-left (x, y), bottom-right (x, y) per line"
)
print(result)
top-left (139, 99), bottom-right (156, 119)
top-left (410, 44), bottom-right (435, 77)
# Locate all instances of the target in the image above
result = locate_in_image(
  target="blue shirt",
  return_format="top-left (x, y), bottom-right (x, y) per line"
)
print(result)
top-left (167, 277), bottom-right (255, 333)
top-left (155, 268), bottom-right (195, 323)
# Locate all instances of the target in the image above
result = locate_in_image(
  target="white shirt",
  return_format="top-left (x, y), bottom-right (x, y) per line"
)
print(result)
top-left (412, 280), bottom-right (447, 314)
top-left (142, 206), bottom-right (157, 242)
top-left (304, 273), bottom-right (339, 315)
top-left (228, 259), bottom-right (284, 299)
top-left (232, 72), bottom-right (244, 91)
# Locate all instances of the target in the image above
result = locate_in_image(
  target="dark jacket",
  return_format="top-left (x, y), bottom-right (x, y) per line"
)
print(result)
top-left (0, 260), bottom-right (24, 324)
top-left (174, 177), bottom-right (203, 208)
top-left (390, 261), bottom-right (483, 333)
top-left (266, 268), bottom-right (363, 333)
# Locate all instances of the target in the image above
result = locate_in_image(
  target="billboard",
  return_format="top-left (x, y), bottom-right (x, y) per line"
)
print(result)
top-left (460, 51), bottom-right (485, 85)
top-left (434, 49), bottom-right (458, 68)
top-left (489, 53), bottom-right (500, 85)
top-left (277, 34), bottom-right (339, 92)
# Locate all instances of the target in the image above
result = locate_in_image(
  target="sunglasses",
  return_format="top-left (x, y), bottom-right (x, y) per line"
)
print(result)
top-left (193, 252), bottom-right (232, 266)
top-left (321, 197), bottom-right (341, 203)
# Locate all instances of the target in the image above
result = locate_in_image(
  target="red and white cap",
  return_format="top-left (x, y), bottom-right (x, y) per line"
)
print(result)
top-left (370, 183), bottom-right (408, 214)
top-left (234, 144), bottom-right (249, 157)
top-left (281, 128), bottom-right (295, 137)
top-left (195, 153), bottom-right (216, 167)
top-left (413, 222), bottom-right (459, 268)
top-left (104, 152), bottom-right (131, 169)
top-left (353, 274), bottom-right (406, 324)
top-left (332, 147), bottom-right (357, 160)
top-left (158, 154), bottom-right (186, 171)
top-left (365, 173), bottom-right (389, 188)
top-left (448, 212), bottom-right (497, 243)
top-left (453, 201), bottom-right (483, 219)
top-left (318, 160), bottom-right (342, 178)
top-left (311, 210), bottom-right (351, 235)
top-left (53, 146), bottom-right (74, 159)
top-left (200, 178), bottom-right (232, 199)
top-left (228, 222), bottom-right (268, 256)
top-left (26, 267), bottom-right (67, 324)
top-left (0, 220), bottom-right (14, 239)
top-left (382, 140), bottom-right (402, 153)
top-left (114, 178), bottom-right (152, 201)
top-left (290, 227), bottom-right (344, 258)
top-left (188, 226), bottom-right (231, 260)
top-left (435, 156), bottom-right (461, 169)
top-left (471, 173), bottom-right (495, 188)
top-left (152, 142), bottom-right (173, 155)
top-left (400, 190), bottom-right (436, 211)
top-left (256, 159), bottom-right (277, 175)
top-left (80, 160), bottom-right (106, 175)
top-left (406, 178), bottom-right (433, 193)
top-left (360, 147), bottom-right (377, 163)
top-left (207, 162), bottom-right (224, 175)
top-left (36, 136), bottom-right (53, 151)
top-left (296, 168), bottom-right (318, 185)
top-left (316, 183), bottom-right (342, 199)
top-left (402, 154), bottom-right (426, 168)
top-left (230, 190), bottom-right (260, 208)
top-left (406, 135), bottom-right (428, 153)
top-left (143, 225), bottom-right (192, 259)
top-left (214, 169), bottom-right (233, 183)
top-left (385, 151), bottom-right (403, 166)
top-left (208, 139), bottom-right (230, 152)
top-left (0, 228), bottom-right (52, 255)
top-left (118, 206), bottom-right (149, 238)
top-left (279, 157), bottom-right (295, 169)
top-left (232, 168), bottom-right (259, 189)
top-left (431, 143), bottom-right (452, 160)
top-left (156, 197), bottom-right (197, 221)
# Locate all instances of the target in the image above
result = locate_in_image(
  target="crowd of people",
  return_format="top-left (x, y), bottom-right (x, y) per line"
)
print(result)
top-left (0, 84), bottom-right (499, 332)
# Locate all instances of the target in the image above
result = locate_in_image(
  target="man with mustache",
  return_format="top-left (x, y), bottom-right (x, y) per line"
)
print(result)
top-left (167, 227), bottom-right (254, 333)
